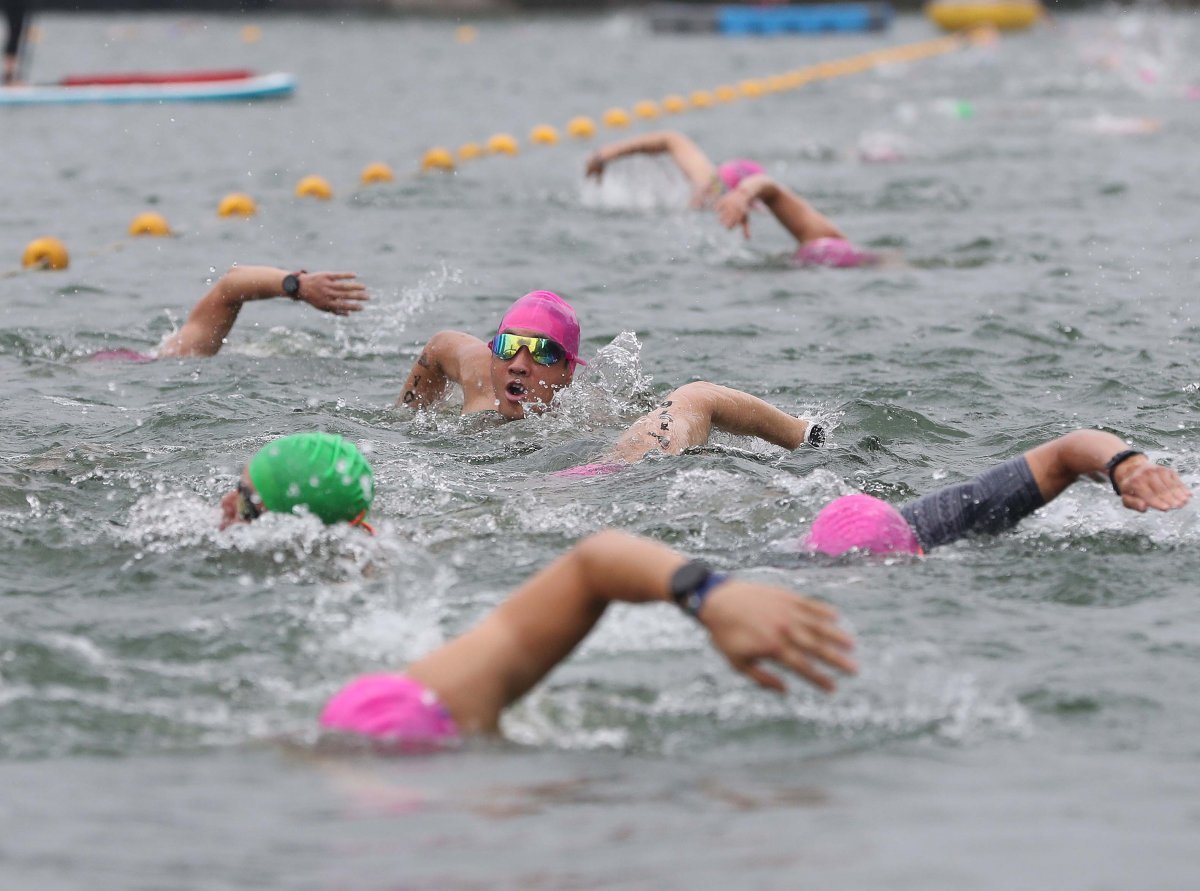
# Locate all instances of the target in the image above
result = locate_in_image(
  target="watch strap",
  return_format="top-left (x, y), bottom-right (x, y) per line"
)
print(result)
top-left (1104, 449), bottom-right (1145, 495)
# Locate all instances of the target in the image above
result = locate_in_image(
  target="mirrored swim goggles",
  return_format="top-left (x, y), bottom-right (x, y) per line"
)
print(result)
top-left (489, 332), bottom-right (567, 367)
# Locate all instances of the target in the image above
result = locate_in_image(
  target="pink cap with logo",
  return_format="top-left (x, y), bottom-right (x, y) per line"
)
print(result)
top-left (496, 290), bottom-right (586, 368)
top-left (804, 493), bottom-right (923, 556)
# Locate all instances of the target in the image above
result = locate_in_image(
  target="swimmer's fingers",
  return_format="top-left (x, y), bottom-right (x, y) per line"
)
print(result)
top-left (702, 582), bottom-right (855, 694)
top-left (1120, 464), bottom-right (1192, 512)
top-left (302, 274), bottom-right (370, 315)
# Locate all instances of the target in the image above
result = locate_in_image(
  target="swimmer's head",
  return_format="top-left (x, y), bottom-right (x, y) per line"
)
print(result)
top-left (489, 290), bottom-right (584, 420)
top-left (716, 159), bottom-right (765, 192)
top-left (220, 432), bottom-right (374, 529)
top-left (804, 494), bottom-right (922, 556)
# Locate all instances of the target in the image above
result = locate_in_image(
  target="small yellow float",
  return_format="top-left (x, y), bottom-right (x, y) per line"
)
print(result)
top-left (924, 0), bottom-right (1044, 31)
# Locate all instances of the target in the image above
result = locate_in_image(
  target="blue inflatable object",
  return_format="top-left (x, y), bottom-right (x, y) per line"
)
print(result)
top-left (649, 3), bottom-right (894, 35)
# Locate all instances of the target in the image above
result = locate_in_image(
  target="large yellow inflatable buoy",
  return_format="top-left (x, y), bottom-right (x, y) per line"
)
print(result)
top-left (924, 0), bottom-right (1044, 31)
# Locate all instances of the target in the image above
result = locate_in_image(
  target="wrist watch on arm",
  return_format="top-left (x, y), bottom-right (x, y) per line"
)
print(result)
top-left (669, 559), bottom-right (729, 620)
top-left (1104, 449), bottom-right (1145, 495)
top-left (282, 270), bottom-right (307, 300)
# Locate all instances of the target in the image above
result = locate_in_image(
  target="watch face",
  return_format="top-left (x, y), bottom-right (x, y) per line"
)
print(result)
top-left (670, 561), bottom-right (710, 598)
top-left (283, 274), bottom-right (300, 297)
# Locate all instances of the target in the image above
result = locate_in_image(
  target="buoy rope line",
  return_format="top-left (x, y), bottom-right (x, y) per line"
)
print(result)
top-left (11, 30), bottom-right (993, 273)
top-left (420, 31), bottom-right (981, 172)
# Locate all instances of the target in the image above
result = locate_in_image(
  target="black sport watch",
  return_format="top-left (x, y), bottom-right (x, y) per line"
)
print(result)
top-left (669, 559), bottom-right (728, 620)
top-left (282, 270), bottom-right (305, 299)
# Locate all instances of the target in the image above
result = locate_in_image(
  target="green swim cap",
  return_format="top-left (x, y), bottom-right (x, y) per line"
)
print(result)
top-left (247, 433), bottom-right (374, 525)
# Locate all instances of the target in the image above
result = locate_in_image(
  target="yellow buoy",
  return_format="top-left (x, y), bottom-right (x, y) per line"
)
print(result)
top-left (602, 107), bottom-right (631, 128)
top-left (360, 162), bottom-right (395, 185)
top-left (633, 100), bottom-right (660, 119)
top-left (128, 212), bottom-right (171, 237)
top-left (566, 116), bottom-right (597, 139)
top-left (22, 237), bottom-right (69, 270)
top-left (766, 74), bottom-right (790, 93)
top-left (217, 192), bottom-right (257, 218)
top-left (486, 133), bottom-right (519, 156)
top-left (294, 175), bottom-right (333, 200)
top-left (529, 124), bottom-right (560, 146)
top-left (739, 79), bottom-right (764, 98)
top-left (455, 24), bottom-right (478, 44)
top-left (421, 147), bottom-right (456, 172)
top-left (714, 84), bottom-right (738, 103)
top-left (689, 90), bottom-right (713, 108)
top-left (662, 94), bottom-right (688, 114)
top-left (457, 142), bottom-right (484, 161)
top-left (240, 25), bottom-right (262, 44)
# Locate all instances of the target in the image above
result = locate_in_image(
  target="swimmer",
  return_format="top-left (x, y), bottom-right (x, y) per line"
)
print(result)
top-left (319, 529), bottom-right (857, 746)
top-left (713, 173), bottom-right (882, 268)
top-left (219, 431), bottom-right (374, 532)
top-left (153, 266), bottom-right (368, 359)
top-left (585, 130), bottom-right (876, 267)
top-left (805, 429), bottom-right (1191, 556)
top-left (585, 130), bottom-right (760, 209)
top-left (396, 289), bottom-right (585, 420)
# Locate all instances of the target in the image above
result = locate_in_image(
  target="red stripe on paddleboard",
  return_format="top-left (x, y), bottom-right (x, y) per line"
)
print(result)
top-left (59, 69), bottom-right (256, 87)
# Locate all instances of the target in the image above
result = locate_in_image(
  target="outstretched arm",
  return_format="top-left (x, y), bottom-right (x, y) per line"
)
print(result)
top-left (586, 130), bottom-right (716, 192)
top-left (605, 381), bottom-right (820, 465)
top-left (158, 266), bottom-right (367, 358)
top-left (1024, 429), bottom-right (1191, 512)
top-left (714, 173), bottom-right (845, 243)
top-left (406, 529), bottom-right (857, 733)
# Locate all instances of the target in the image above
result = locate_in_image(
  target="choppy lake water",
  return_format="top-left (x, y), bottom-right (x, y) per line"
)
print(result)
top-left (2, 7), bottom-right (1199, 889)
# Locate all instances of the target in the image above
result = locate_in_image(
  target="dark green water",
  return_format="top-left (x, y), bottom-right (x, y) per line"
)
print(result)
top-left (1, 9), bottom-right (1198, 889)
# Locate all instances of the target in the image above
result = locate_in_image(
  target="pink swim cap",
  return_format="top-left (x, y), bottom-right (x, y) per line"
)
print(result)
top-left (793, 238), bottom-right (880, 269)
top-left (496, 290), bottom-right (586, 368)
top-left (717, 158), bottom-right (764, 191)
top-left (89, 348), bottom-right (156, 364)
top-left (805, 494), bottom-right (923, 556)
top-left (319, 674), bottom-right (459, 747)
top-left (552, 461), bottom-right (627, 479)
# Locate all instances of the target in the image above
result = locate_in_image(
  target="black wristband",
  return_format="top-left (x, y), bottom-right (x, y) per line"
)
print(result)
top-left (806, 423), bottom-right (825, 448)
top-left (669, 559), bottom-right (728, 620)
top-left (1104, 449), bottom-right (1145, 495)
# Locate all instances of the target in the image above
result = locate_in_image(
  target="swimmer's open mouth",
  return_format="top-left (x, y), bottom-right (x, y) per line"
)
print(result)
top-left (506, 381), bottom-right (527, 399)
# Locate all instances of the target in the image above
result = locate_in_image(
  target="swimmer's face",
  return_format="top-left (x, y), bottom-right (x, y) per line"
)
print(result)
top-left (219, 468), bottom-right (265, 530)
top-left (489, 326), bottom-right (574, 420)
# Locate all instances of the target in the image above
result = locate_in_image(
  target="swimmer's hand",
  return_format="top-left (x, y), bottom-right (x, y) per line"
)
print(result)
top-left (1112, 458), bottom-right (1192, 512)
top-left (298, 271), bottom-right (370, 317)
top-left (714, 188), bottom-right (752, 239)
top-left (700, 581), bottom-right (857, 693)
top-left (585, 151), bottom-right (607, 180)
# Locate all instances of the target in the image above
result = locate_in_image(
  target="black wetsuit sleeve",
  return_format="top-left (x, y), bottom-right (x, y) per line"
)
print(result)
top-left (899, 455), bottom-right (1046, 551)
